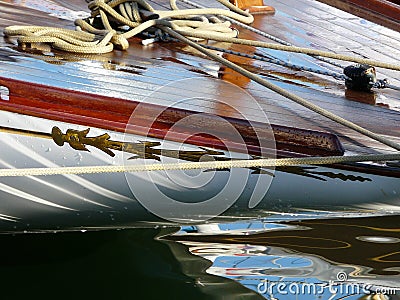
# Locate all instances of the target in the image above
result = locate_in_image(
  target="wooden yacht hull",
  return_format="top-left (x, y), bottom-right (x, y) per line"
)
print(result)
top-left (0, 109), bottom-right (398, 232)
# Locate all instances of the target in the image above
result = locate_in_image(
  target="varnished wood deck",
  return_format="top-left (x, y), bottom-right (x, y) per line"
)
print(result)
top-left (0, 0), bottom-right (399, 156)
top-left (316, 0), bottom-right (400, 31)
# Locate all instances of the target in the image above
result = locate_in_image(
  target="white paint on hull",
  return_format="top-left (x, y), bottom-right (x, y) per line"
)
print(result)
top-left (0, 110), bottom-right (398, 231)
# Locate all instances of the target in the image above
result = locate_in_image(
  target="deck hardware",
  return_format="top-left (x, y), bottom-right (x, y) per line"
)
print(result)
top-left (343, 64), bottom-right (377, 92)
top-left (51, 126), bottom-right (225, 161)
top-left (229, 0), bottom-right (275, 14)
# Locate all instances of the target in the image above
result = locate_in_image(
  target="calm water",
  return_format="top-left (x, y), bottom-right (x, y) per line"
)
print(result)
top-left (0, 214), bottom-right (399, 299)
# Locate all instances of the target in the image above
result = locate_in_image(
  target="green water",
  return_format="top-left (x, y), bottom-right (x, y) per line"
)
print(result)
top-left (0, 227), bottom-right (252, 299)
top-left (0, 215), bottom-right (399, 300)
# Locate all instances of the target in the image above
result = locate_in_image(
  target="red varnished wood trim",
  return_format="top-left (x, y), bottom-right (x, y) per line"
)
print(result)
top-left (1, 76), bottom-right (399, 178)
top-left (0, 76), bottom-right (344, 157)
top-left (344, 0), bottom-right (400, 21)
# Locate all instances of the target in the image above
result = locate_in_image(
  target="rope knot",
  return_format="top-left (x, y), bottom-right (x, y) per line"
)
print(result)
top-left (154, 29), bottom-right (169, 41)
top-left (111, 33), bottom-right (130, 50)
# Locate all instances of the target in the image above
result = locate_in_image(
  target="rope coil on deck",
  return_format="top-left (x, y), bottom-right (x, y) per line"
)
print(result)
top-left (4, 0), bottom-right (253, 53)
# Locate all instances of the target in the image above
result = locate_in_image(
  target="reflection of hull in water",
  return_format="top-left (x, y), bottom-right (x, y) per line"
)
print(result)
top-left (172, 215), bottom-right (400, 296)
top-left (0, 110), bottom-right (399, 232)
top-left (178, 240), bottom-right (400, 297)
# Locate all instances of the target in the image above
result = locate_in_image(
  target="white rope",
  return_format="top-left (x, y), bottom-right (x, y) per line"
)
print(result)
top-left (0, 153), bottom-right (399, 177)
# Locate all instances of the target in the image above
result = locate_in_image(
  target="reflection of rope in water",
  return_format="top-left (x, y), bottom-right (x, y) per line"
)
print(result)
top-left (229, 256), bottom-right (252, 269)
top-left (271, 256), bottom-right (284, 269)
top-left (237, 236), bottom-right (352, 250)
top-left (300, 222), bottom-right (400, 233)
top-left (372, 251), bottom-right (400, 263)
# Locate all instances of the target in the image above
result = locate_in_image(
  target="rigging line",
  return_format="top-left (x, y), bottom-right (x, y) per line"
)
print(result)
top-left (1, 55), bottom-right (346, 118)
top-left (194, 43), bottom-right (400, 91)
top-left (198, 43), bottom-right (346, 80)
top-left (5, 0), bottom-right (399, 71)
top-left (2, 54), bottom-right (396, 125)
top-left (142, 32), bottom-right (345, 81)
top-left (177, 0), bottom-right (346, 69)
top-left (180, 0), bottom-right (400, 75)
top-left (169, 30), bottom-right (400, 71)
top-left (162, 26), bottom-right (400, 151)
top-left (1, 153), bottom-right (400, 177)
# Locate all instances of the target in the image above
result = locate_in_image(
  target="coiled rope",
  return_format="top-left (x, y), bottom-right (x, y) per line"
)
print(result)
top-left (4, 0), bottom-right (253, 53)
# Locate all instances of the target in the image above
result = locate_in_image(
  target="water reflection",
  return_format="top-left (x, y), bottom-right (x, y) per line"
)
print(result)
top-left (171, 215), bottom-right (400, 299)
top-left (0, 215), bottom-right (398, 299)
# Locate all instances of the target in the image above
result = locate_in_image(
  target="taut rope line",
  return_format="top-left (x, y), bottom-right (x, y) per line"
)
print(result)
top-left (0, 153), bottom-right (399, 177)
top-left (162, 26), bottom-right (400, 151)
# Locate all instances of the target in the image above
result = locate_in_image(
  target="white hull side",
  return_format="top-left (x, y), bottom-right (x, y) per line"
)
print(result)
top-left (0, 111), bottom-right (399, 231)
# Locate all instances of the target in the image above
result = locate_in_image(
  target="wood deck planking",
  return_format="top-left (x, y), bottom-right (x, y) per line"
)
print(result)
top-left (0, 2), bottom-right (73, 29)
top-left (1, 46), bottom-right (398, 135)
top-left (2, 50), bottom-right (398, 126)
top-left (1, 45), bottom-right (397, 121)
top-left (287, 0), bottom-right (400, 41)
top-left (264, 0), bottom-right (400, 83)
top-left (227, 17), bottom-right (400, 95)
top-left (268, 0), bottom-right (400, 59)
top-left (0, 74), bottom-right (396, 155)
top-left (315, 0), bottom-right (400, 32)
top-left (0, 0), bottom-right (399, 156)
top-left (51, 0), bottom-right (90, 12)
